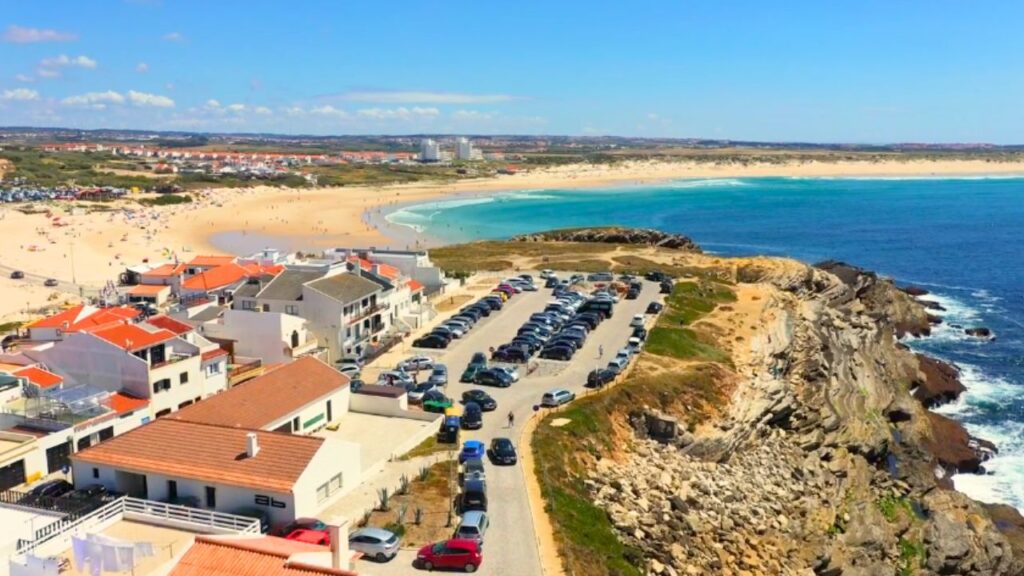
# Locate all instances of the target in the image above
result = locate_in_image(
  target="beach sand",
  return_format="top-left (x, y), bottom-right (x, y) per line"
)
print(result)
top-left (1, 157), bottom-right (1023, 321)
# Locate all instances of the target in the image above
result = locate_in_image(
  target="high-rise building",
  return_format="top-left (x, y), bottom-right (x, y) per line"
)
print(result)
top-left (455, 137), bottom-right (474, 161)
top-left (419, 138), bottom-right (441, 162)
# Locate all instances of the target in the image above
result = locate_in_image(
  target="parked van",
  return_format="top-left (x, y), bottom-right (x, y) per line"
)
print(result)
top-left (455, 511), bottom-right (490, 547)
top-left (459, 479), bottom-right (488, 513)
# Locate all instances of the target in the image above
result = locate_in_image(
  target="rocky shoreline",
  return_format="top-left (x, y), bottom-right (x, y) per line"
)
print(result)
top-left (512, 226), bottom-right (702, 252)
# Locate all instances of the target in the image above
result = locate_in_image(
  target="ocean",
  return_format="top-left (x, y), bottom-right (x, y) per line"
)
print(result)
top-left (387, 176), bottom-right (1024, 510)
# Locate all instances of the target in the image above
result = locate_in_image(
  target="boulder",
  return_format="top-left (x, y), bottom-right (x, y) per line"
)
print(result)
top-left (965, 327), bottom-right (995, 340)
top-left (923, 412), bottom-right (997, 474)
top-left (912, 354), bottom-right (966, 408)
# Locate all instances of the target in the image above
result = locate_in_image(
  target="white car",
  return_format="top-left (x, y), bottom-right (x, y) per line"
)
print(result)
top-left (337, 363), bottom-right (361, 378)
top-left (398, 355), bottom-right (434, 372)
top-left (492, 365), bottom-right (520, 382)
top-left (627, 336), bottom-right (643, 351)
top-left (377, 370), bottom-right (414, 387)
top-left (442, 323), bottom-right (466, 339)
top-left (630, 314), bottom-right (645, 328)
top-left (540, 269), bottom-right (555, 279)
top-left (541, 389), bottom-right (575, 407)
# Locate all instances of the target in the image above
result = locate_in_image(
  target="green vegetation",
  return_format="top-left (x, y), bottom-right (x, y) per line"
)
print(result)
top-left (645, 281), bottom-right (735, 363)
top-left (0, 321), bottom-right (23, 333)
top-left (898, 537), bottom-right (926, 576)
top-left (0, 150), bottom-right (158, 189)
top-left (429, 240), bottom-right (611, 274)
top-left (400, 435), bottom-right (455, 460)
top-left (877, 495), bottom-right (915, 523)
top-left (137, 193), bottom-right (193, 206)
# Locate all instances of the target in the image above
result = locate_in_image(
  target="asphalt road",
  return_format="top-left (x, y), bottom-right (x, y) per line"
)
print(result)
top-left (359, 277), bottom-right (663, 575)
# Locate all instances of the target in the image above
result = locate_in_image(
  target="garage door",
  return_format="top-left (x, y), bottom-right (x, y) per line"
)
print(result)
top-left (0, 459), bottom-right (25, 491)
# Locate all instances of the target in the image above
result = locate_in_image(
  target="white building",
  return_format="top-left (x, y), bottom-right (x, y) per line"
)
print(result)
top-left (419, 138), bottom-right (440, 162)
top-left (455, 137), bottom-right (474, 161)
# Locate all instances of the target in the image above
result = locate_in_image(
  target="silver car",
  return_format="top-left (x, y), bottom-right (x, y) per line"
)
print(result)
top-left (427, 364), bottom-right (448, 386)
top-left (348, 527), bottom-right (401, 562)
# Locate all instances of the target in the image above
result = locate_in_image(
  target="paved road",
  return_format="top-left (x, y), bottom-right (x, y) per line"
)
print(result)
top-left (357, 277), bottom-right (663, 575)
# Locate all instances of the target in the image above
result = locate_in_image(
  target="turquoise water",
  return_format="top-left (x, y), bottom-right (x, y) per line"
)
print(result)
top-left (388, 176), bottom-right (1024, 509)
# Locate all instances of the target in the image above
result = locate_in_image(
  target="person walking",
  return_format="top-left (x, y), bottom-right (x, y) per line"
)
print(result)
top-left (507, 411), bottom-right (515, 428)
top-left (598, 344), bottom-right (604, 358)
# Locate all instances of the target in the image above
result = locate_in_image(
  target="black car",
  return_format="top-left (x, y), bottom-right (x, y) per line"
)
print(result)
top-left (632, 326), bottom-right (648, 341)
top-left (546, 337), bottom-right (579, 351)
top-left (552, 332), bottom-right (585, 346)
top-left (540, 345), bottom-right (574, 361)
top-left (488, 437), bottom-right (518, 465)
top-left (481, 296), bottom-right (503, 310)
top-left (545, 277), bottom-right (559, 288)
top-left (459, 479), bottom-right (487, 513)
top-left (422, 390), bottom-right (452, 413)
top-left (573, 313), bottom-right (603, 329)
top-left (29, 479), bottom-right (73, 499)
top-left (646, 271), bottom-right (669, 282)
top-left (10, 271), bottom-right (24, 279)
top-left (492, 346), bottom-right (530, 363)
top-left (467, 304), bottom-right (491, 317)
top-left (428, 328), bottom-right (454, 342)
top-left (462, 402), bottom-right (483, 429)
top-left (626, 288), bottom-right (640, 300)
top-left (413, 334), bottom-right (448, 349)
top-left (475, 369), bottom-right (513, 388)
top-left (587, 368), bottom-right (617, 388)
top-left (62, 483), bottom-right (108, 501)
top-left (461, 389), bottom-right (497, 411)
top-left (44, 278), bottom-right (59, 287)
top-left (660, 281), bottom-right (673, 294)
top-left (646, 302), bottom-right (664, 314)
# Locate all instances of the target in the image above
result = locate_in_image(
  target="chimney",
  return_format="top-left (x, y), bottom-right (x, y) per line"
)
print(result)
top-left (329, 518), bottom-right (350, 570)
top-left (246, 432), bottom-right (260, 458)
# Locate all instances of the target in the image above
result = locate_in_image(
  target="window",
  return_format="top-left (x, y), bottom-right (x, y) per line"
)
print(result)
top-left (155, 408), bottom-right (171, 418)
top-left (262, 304), bottom-right (270, 312)
top-left (326, 400), bottom-right (333, 422)
top-left (152, 379), bottom-right (171, 394)
top-left (168, 480), bottom-right (177, 501)
top-left (241, 300), bottom-right (255, 311)
top-left (178, 400), bottom-right (192, 409)
top-left (316, 472), bottom-right (344, 503)
top-left (179, 372), bottom-right (189, 384)
top-left (205, 362), bottom-right (222, 376)
top-left (92, 468), bottom-right (99, 479)
top-left (285, 305), bottom-right (298, 315)
top-left (205, 486), bottom-right (216, 508)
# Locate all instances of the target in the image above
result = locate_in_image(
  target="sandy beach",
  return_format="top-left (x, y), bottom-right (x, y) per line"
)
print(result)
top-left (2, 157), bottom-right (1024, 322)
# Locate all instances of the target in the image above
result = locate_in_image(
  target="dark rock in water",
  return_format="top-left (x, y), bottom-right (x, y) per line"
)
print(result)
top-left (923, 412), bottom-right (997, 474)
top-left (965, 327), bottom-right (995, 340)
top-left (913, 354), bottom-right (966, 408)
top-left (927, 314), bottom-right (943, 325)
top-left (921, 300), bottom-right (947, 312)
top-left (901, 285), bottom-right (930, 297)
top-left (512, 227), bottom-right (701, 252)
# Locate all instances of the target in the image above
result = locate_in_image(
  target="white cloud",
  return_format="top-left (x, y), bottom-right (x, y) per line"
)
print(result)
top-left (341, 90), bottom-right (518, 104)
top-left (163, 32), bottom-right (184, 42)
top-left (2, 88), bottom-right (40, 102)
top-left (127, 90), bottom-right (174, 108)
top-left (205, 99), bottom-right (221, 108)
top-left (452, 109), bottom-right (494, 122)
top-left (310, 105), bottom-right (348, 119)
top-left (283, 106), bottom-right (306, 117)
top-left (356, 106), bottom-right (440, 120)
top-left (253, 106), bottom-right (272, 115)
top-left (15, 74), bottom-right (34, 83)
top-left (36, 68), bottom-right (61, 79)
top-left (3, 25), bottom-right (77, 44)
top-left (40, 54), bottom-right (98, 69)
top-left (61, 90), bottom-right (126, 109)
top-left (225, 103), bottom-right (246, 113)
top-left (136, 62), bottom-right (149, 73)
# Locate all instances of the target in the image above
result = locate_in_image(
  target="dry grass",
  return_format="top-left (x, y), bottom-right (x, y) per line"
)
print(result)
top-left (364, 461), bottom-right (456, 548)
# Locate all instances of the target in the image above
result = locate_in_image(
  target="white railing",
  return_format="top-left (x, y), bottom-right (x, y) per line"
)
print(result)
top-left (13, 496), bottom-right (261, 557)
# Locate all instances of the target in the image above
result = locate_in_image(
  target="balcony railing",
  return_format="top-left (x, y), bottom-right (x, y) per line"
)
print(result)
top-left (150, 352), bottom-right (195, 370)
top-left (346, 303), bottom-right (389, 326)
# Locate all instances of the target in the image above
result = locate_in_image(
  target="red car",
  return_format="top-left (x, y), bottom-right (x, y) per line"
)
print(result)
top-left (495, 284), bottom-right (516, 296)
top-left (417, 539), bottom-right (482, 572)
top-left (276, 517), bottom-right (327, 537)
top-left (285, 528), bottom-right (330, 546)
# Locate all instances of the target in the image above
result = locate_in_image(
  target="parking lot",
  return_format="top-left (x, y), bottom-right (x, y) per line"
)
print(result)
top-left (354, 274), bottom-right (663, 575)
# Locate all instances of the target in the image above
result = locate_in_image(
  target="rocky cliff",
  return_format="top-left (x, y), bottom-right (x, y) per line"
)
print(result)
top-left (585, 256), bottom-right (1023, 575)
top-left (512, 226), bottom-right (701, 252)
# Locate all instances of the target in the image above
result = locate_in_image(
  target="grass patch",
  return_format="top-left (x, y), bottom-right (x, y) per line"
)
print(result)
top-left (898, 537), bottom-right (926, 576)
top-left (643, 281), bottom-right (735, 362)
top-left (137, 193), bottom-right (192, 206)
top-left (430, 240), bottom-right (613, 274)
top-left (646, 327), bottom-right (731, 364)
top-left (877, 495), bottom-right (915, 523)
top-left (400, 435), bottom-right (456, 461)
top-left (546, 259), bottom-right (611, 273)
top-left (0, 321), bottom-right (23, 333)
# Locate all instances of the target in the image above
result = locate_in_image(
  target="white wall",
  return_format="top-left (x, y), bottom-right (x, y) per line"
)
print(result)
top-left (200, 310), bottom-right (313, 366)
top-left (264, 387), bottom-right (350, 434)
top-left (300, 287), bottom-right (346, 362)
top-left (296, 438), bottom-right (361, 518)
top-left (28, 333), bottom-right (149, 399)
top-left (349, 392), bottom-right (414, 416)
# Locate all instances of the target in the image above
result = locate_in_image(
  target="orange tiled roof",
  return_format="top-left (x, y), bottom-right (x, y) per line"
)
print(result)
top-left (201, 348), bottom-right (229, 362)
top-left (169, 536), bottom-right (358, 576)
top-left (145, 315), bottom-right (193, 335)
top-left (14, 366), bottom-right (63, 389)
top-left (128, 284), bottom-right (170, 296)
top-left (108, 392), bottom-right (148, 415)
top-left (91, 323), bottom-right (176, 352)
top-left (182, 263), bottom-right (250, 292)
top-left (347, 257), bottom-right (399, 280)
top-left (70, 307), bottom-right (141, 332)
top-left (143, 263), bottom-right (188, 277)
top-left (188, 255), bottom-right (237, 267)
top-left (173, 357), bottom-right (347, 429)
top-left (407, 279), bottom-right (424, 292)
top-left (72, 419), bottom-right (325, 492)
top-left (25, 304), bottom-right (87, 329)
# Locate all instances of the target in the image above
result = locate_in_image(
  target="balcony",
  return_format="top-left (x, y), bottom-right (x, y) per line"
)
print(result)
top-left (228, 358), bottom-right (263, 386)
top-left (149, 351), bottom-right (195, 370)
top-left (288, 337), bottom-right (320, 358)
top-left (346, 303), bottom-right (389, 326)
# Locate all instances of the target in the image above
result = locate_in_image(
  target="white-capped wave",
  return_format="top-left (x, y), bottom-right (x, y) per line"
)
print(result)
top-left (494, 191), bottom-right (560, 201)
top-left (656, 178), bottom-right (750, 189)
top-left (934, 363), bottom-right (1024, 418)
top-left (784, 175), bottom-right (1024, 182)
top-left (951, 419), bottom-right (1024, 510)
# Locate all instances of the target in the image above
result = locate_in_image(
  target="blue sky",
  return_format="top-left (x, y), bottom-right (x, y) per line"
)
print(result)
top-left (2, 1), bottom-right (1023, 142)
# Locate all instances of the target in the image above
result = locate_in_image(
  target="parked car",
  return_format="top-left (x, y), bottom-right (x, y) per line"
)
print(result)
top-left (632, 326), bottom-right (648, 341)
top-left (407, 382), bottom-right (435, 403)
top-left (460, 364), bottom-right (484, 383)
top-left (474, 368), bottom-right (513, 388)
top-left (416, 539), bottom-right (482, 572)
top-left (491, 345), bottom-right (530, 363)
top-left (9, 271), bottom-right (24, 280)
top-left (660, 281), bottom-right (673, 294)
top-left (442, 323), bottom-right (466, 339)
top-left (540, 269), bottom-right (555, 279)
top-left (427, 364), bottom-right (449, 386)
top-left (539, 345), bottom-right (574, 361)
top-left (61, 483), bottom-right (107, 501)
top-left (630, 314), bottom-right (645, 328)
top-left (44, 278), bottom-right (58, 287)
top-left (460, 457), bottom-right (486, 484)
top-left (377, 370), bottom-right (413, 387)
top-left (462, 389), bottom-right (497, 411)
top-left (487, 437), bottom-right (518, 465)
top-left (285, 528), bottom-right (329, 546)
top-left (422, 390), bottom-right (454, 413)
top-left (462, 402), bottom-right (483, 429)
top-left (28, 479), bottom-right (73, 499)
top-left (277, 517), bottom-right (327, 537)
top-left (412, 334), bottom-right (448, 349)
top-left (458, 478), bottom-right (488, 513)
top-left (626, 287), bottom-right (640, 300)
top-left (541, 389), bottom-right (575, 407)
top-left (455, 511), bottom-right (490, 548)
top-left (607, 357), bottom-right (629, 375)
top-left (348, 527), bottom-right (401, 562)
top-left (490, 365), bottom-right (520, 382)
top-left (646, 302), bottom-right (664, 314)
top-left (628, 336), bottom-right (643, 351)
top-left (336, 363), bottom-right (361, 378)
top-left (586, 368), bottom-right (617, 388)
top-left (459, 440), bottom-right (486, 463)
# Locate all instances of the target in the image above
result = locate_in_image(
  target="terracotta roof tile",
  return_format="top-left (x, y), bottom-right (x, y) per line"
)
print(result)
top-left (143, 263), bottom-right (187, 277)
top-left (169, 536), bottom-right (358, 576)
top-left (145, 315), bottom-right (193, 335)
top-left (91, 323), bottom-right (176, 351)
top-left (128, 284), bottom-right (170, 296)
top-left (69, 307), bottom-right (141, 332)
top-left (407, 279), bottom-right (424, 292)
top-left (201, 348), bottom-right (229, 362)
top-left (173, 357), bottom-right (348, 429)
top-left (188, 255), bottom-right (237, 267)
top-left (182, 263), bottom-right (250, 292)
top-left (108, 392), bottom-right (148, 414)
top-left (26, 304), bottom-right (88, 329)
top-left (14, 366), bottom-right (63, 389)
top-left (72, 419), bottom-right (324, 492)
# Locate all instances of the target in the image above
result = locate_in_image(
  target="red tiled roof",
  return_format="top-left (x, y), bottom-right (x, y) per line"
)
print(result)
top-left (173, 357), bottom-right (348, 429)
top-left (347, 257), bottom-right (400, 280)
top-left (201, 348), bottom-right (229, 362)
top-left (145, 315), bottom-right (193, 335)
top-left (188, 255), bottom-right (237, 267)
top-left (25, 304), bottom-right (87, 329)
top-left (108, 392), bottom-right (148, 415)
top-left (14, 366), bottom-right (63, 389)
top-left (91, 323), bottom-right (176, 352)
top-left (129, 284), bottom-right (170, 296)
top-left (169, 536), bottom-right (358, 576)
top-left (70, 307), bottom-right (141, 332)
top-left (182, 263), bottom-right (250, 292)
top-left (407, 279), bottom-right (424, 292)
top-left (143, 263), bottom-right (187, 277)
top-left (72, 419), bottom-right (325, 492)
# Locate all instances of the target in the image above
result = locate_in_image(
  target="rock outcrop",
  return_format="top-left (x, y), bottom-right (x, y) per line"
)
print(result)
top-left (913, 354), bottom-right (967, 408)
top-left (512, 227), bottom-right (701, 252)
